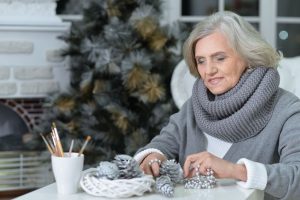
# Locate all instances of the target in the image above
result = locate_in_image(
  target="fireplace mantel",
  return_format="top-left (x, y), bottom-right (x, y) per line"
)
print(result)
top-left (0, 0), bottom-right (61, 25)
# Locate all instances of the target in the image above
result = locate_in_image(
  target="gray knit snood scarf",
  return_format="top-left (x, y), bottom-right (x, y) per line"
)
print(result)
top-left (192, 66), bottom-right (280, 143)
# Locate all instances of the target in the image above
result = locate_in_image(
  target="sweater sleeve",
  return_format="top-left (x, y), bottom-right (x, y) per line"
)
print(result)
top-left (134, 100), bottom-right (190, 160)
top-left (263, 101), bottom-right (300, 200)
top-left (133, 148), bottom-right (164, 164)
top-left (236, 158), bottom-right (267, 190)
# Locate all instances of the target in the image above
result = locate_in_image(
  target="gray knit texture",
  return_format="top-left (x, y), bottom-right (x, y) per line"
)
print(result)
top-left (192, 67), bottom-right (280, 143)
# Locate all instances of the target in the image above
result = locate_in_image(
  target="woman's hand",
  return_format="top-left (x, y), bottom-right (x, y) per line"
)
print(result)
top-left (140, 153), bottom-right (167, 177)
top-left (183, 151), bottom-right (247, 181)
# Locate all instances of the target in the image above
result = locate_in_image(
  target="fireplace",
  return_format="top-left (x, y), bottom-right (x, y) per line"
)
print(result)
top-left (0, 99), bottom-right (55, 192)
top-left (0, 98), bottom-right (44, 151)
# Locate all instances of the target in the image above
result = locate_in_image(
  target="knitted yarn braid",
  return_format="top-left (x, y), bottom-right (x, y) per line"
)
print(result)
top-left (192, 67), bottom-right (280, 143)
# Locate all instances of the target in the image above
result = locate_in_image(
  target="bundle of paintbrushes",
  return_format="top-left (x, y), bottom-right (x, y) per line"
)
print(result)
top-left (40, 122), bottom-right (91, 157)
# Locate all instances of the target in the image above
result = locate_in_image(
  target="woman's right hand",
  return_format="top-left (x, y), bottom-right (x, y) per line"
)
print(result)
top-left (140, 153), bottom-right (167, 177)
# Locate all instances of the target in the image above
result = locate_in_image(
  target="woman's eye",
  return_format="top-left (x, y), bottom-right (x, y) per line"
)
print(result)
top-left (197, 58), bottom-right (205, 64)
top-left (215, 56), bottom-right (226, 62)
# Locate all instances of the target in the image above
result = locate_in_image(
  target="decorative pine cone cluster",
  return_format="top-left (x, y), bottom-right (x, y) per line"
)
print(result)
top-left (96, 156), bottom-right (181, 198)
top-left (155, 159), bottom-right (184, 197)
top-left (96, 154), bottom-right (142, 180)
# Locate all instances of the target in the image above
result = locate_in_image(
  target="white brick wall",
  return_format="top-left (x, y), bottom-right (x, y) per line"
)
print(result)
top-left (0, 67), bottom-right (10, 80)
top-left (0, 83), bottom-right (17, 95)
top-left (0, 10), bottom-right (70, 98)
top-left (46, 49), bottom-right (65, 63)
top-left (21, 81), bottom-right (59, 95)
top-left (0, 41), bottom-right (33, 54)
top-left (14, 66), bottom-right (53, 80)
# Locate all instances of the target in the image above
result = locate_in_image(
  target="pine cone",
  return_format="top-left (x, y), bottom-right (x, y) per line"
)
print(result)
top-left (156, 175), bottom-right (174, 197)
top-left (160, 159), bottom-right (183, 184)
top-left (113, 154), bottom-right (142, 179)
top-left (97, 161), bottom-right (120, 180)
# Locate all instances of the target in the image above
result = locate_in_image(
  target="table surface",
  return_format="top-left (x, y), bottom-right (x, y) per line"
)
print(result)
top-left (14, 179), bottom-right (264, 200)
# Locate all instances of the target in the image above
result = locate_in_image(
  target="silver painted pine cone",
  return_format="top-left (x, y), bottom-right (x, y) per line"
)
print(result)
top-left (97, 161), bottom-right (120, 180)
top-left (160, 159), bottom-right (184, 184)
top-left (113, 154), bottom-right (142, 179)
top-left (156, 175), bottom-right (174, 197)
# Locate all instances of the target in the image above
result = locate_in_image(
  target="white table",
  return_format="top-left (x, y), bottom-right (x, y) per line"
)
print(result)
top-left (14, 179), bottom-right (263, 200)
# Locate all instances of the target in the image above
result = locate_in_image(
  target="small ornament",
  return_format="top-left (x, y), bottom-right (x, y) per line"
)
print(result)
top-left (159, 159), bottom-right (184, 184)
top-left (113, 154), bottom-right (142, 179)
top-left (184, 168), bottom-right (216, 189)
top-left (155, 175), bottom-right (174, 198)
top-left (97, 161), bottom-right (119, 180)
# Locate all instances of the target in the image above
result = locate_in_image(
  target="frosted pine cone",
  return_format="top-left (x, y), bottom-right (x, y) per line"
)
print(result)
top-left (160, 159), bottom-right (183, 184)
top-left (97, 161), bottom-right (120, 180)
top-left (113, 154), bottom-right (142, 179)
top-left (156, 175), bottom-right (174, 197)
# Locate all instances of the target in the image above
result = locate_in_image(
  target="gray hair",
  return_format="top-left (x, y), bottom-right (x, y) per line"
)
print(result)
top-left (183, 11), bottom-right (281, 77)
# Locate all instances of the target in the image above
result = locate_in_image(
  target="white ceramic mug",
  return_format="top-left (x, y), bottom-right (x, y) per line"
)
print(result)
top-left (51, 153), bottom-right (84, 195)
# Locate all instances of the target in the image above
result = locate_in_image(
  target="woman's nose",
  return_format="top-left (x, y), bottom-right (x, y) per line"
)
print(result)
top-left (206, 62), bottom-right (217, 75)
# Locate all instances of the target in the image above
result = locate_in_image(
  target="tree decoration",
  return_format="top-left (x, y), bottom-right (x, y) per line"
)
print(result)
top-left (32, 0), bottom-right (189, 164)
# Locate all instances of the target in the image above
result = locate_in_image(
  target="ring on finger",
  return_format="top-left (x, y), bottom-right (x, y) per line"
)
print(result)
top-left (148, 158), bottom-right (162, 166)
top-left (206, 168), bottom-right (214, 176)
top-left (195, 164), bottom-right (200, 176)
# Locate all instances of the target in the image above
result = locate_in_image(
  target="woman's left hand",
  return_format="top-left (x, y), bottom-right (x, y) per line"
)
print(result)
top-left (183, 151), bottom-right (247, 181)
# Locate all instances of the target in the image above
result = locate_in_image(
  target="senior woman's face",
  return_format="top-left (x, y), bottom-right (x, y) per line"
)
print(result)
top-left (194, 31), bottom-right (247, 95)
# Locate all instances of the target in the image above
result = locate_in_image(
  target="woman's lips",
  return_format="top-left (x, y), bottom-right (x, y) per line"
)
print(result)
top-left (208, 77), bottom-right (223, 85)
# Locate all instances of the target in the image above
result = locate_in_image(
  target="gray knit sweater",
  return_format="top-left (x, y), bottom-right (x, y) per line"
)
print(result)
top-left (138, 88), bottom-right (300, 200)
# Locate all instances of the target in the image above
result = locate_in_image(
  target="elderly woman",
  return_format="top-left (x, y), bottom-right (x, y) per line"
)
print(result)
top-left (134, 11), bottom-right (300, 200)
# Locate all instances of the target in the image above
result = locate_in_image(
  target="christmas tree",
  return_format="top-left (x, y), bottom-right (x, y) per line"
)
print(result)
top-left (34, 0), bottom-right (188, 164)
